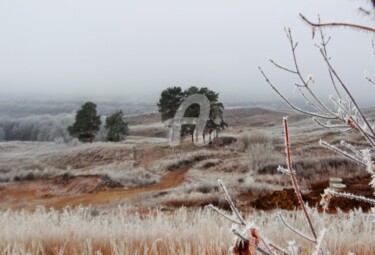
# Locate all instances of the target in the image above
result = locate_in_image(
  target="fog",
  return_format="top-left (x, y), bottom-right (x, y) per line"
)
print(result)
top-left (0, 0), bottom-right (375, 104)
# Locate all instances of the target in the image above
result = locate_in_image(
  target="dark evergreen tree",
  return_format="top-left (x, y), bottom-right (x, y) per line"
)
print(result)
top-left (67, 102), bottom-right (101, 143)
top-left (157, 87), bottom-right (185, 122)
top-left (157, 86), bottom-right (227, 143)
top-left (105, 110), bottom-right (129, 142)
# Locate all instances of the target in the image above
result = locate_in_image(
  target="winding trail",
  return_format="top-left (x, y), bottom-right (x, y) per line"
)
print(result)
top-left (47, 168), bottom-right (188, 209)
top-left (0, 146), bottom-right (195, 210)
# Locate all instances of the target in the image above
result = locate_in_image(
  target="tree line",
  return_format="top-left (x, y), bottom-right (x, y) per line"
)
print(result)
top-left (0, 86), bottom-right (226, 143)
top-left (68, 102), bottom-right (129, 142)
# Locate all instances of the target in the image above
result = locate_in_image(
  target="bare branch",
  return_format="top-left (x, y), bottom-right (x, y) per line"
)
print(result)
top-left (300, 13), bottom-right (375, 33)
top-left (283, 118), bottom-right (318, 241)
top-left (269, 59), bottom-right (297, 74)
top-left (319, 47), bottom-right (375, 142)
top-left (313, 118), bottom-right (351, 131)
top-left (319, 139), bottom-right (367, 166)
top-left (329, 96), bottom-right (375, 148)
top-left (232, 229), bottom-right (248, 243)
top-left (206, 205), bottom-right (243, 225)
top-left (277, 166), bottom-right (294, 175)
top-left (317, 18), bottom-right (342, 99)
top-left (313, 229), bottom-right (327, 255)
top-left (260, 238), bottom-right (277, 255)
top-left (365, 75), bottom-right (375, 85)
top-left (286, 28), bottom-right (335, 116)
top-left (340, 140), bottom-right (363, 159)
top-left (278, 213), bottom-right (317, 244)
top-left (218, 179), bottom-right (246, 226)
top-left (324, 188), bottom-right (375, 205)
top-left (268, 243), bottom-right (292, 255)
top-left (296, 87), bottom-right (327, 114)
top-left (259, 67), bottom-right (337, 120)
top-left (232, 229), bottom-right (274, 255)
top-left (358, 7), bottom-right (372, 16)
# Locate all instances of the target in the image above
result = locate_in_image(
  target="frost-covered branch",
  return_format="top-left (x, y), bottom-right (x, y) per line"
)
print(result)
top-left (217, 179), bottom-right (246, 226)
top-left (313, 118), bottom-right (350, 131)
top-left (321, 188), bottom-right (375, 211)
top-left (316, 19), bottom-right (342, 99)
top-left (313, 229), bottom-right (327, 255)
top-left (283, 118), bottom-right (318, 241)
top-left (320, 50), bottom-right (375, 145)
top-left (278, 213), bottom-right (317, 244)
top-left (277, 166), bottom-right (295, 175)
top-left (206, 205), bottom-right (243, 225)
top-left (285, 28), bottom-right (334, 116)
top-left (258, 67), bottom-right (336, 120)
top-left (208, 180), bottom-right (280, 255)
top-left (319, 140), bottom-right (367, 166)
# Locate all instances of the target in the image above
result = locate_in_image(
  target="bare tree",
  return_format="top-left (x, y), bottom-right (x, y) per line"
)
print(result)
top-left (209, 1), bottom-right (375, 254)
top-left (259, 2), bottom-right (375, 207)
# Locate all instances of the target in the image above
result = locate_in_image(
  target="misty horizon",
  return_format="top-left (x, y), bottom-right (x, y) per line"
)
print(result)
top-left (1, 0), bottom-right (375, 105)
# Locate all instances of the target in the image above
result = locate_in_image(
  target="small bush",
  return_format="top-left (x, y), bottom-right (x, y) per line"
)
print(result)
top-left (236, 132), bottom-right (271, 152)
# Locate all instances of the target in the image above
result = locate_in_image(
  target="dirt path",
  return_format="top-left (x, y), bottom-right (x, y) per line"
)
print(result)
top-left (0, 168), bottom-right (188, 210)
top-left (48, 168), bottom-right (188, 209)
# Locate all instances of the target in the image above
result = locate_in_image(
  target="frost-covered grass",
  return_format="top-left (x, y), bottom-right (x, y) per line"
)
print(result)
top-left (82, 162), bottom-right (160, 187)
top-left (0, 206), bottom-right (374, 255)
top-left (0, 162), bottom-right (159, 187)
top-left (0, 142), bottom-right (159, 187)
top-left (148, 149), bottom-right (230, 174)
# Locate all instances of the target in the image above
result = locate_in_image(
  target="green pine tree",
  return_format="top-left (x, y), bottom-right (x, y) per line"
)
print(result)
top-left (105, 110), bottom-right (129, 142)
top-left (67, 102), bottom-right (101, 143)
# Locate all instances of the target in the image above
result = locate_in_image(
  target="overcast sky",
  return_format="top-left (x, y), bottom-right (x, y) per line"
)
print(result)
top-left (0, 0), bottom-right (375, 104)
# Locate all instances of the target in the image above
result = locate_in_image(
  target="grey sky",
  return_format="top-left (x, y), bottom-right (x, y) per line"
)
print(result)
top-left (0, 0), bottom-right (375, 103)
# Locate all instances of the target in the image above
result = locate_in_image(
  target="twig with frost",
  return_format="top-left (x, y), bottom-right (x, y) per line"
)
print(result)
top-left (313, 229), bottom-right (327, 255)
top-left (208, 180), bottom-right (279, 255)
top-left (217, 179), bottom-right (246, 226)
top-left (365, 70), bottom-right (375, 85)
top-left (316, 17), bottom-right (342, 99)
top-left (260, 28), bottom-right (339, 120)
top-left (340, 140), bottom-right (363, 159)
top-left (258, 66), bottom-right (336, 120)
top-left (277, 166), bottom-right (295, 176)
top-left (312, 118), bottom-right (350, 131)
top-left (278, 213), bottom-right (316, 244)
top-left (285, 28), bottom-right (334, 116)
top-left (320, 50), bottom-right (375, 145)
top-left (319, 140), bottom-right (367, 166)
top-left (328, 96), bottom-right (375, 147)
top-left (282, 118), bottom-right (318, 241)
top-left (206, 205), bottom-right (243, 225)
top-left (321, 188), bottom-right (375, 211)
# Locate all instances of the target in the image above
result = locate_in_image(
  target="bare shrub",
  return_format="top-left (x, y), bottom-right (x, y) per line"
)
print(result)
top-left (236, 132), bottom-right (271, 152)
top-left (238, 175), bottom-right (283, 195)
top-left (247, 143), bottom-right (284, 173)
top-left (214, 158), bottom-right (249, 173)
